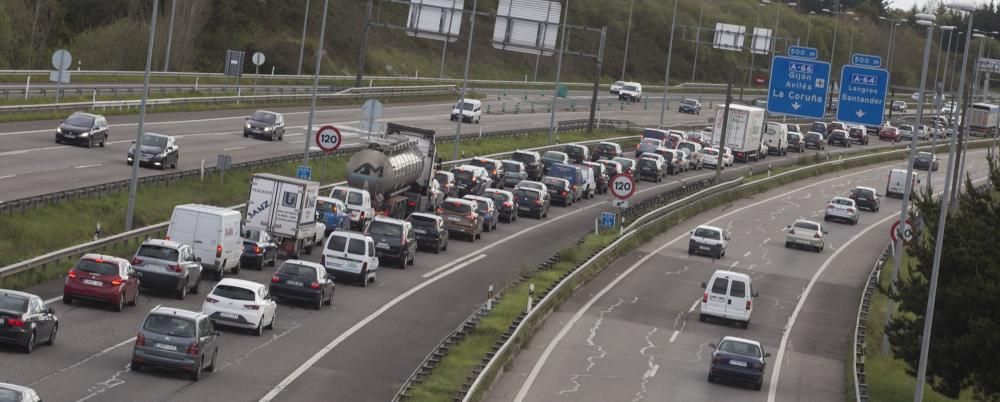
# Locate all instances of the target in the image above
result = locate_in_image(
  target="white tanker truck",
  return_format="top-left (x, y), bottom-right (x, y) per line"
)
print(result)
top-left (340, 123), bottom-right (443, 220)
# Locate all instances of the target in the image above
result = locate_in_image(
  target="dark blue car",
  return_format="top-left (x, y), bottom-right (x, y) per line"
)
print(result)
top-left (708, 336), bottom-right (770, 390)
top-left (316, 196), bottom-right (350, 235)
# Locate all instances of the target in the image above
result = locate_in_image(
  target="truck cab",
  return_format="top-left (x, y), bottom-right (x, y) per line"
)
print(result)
top-left (330, 186), bottom-right (374, 231)
top-left (764, 122), bottom-right (789, 156)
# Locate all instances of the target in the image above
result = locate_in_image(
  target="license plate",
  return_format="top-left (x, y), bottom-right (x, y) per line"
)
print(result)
top-left (286, 280), bottom-right (303, 286)
top-left (519, 206), bottom-right (531, 211)
top-left (376, 243), bottom-right (390, 250)
top-left (699, 246), bottom-right (710, 251)
top-left (154, 343), bottom-right (177, 351)
top-left (220, 312), bottom-right (239, 320)
top-left (729, 359), bottom-right (748, 367)
top-left (447, 216), bottom-right (461, 221)
top-left (414, 229), bottom-right (427, 234)
top-left (83, 279), bottom-right (102, 286)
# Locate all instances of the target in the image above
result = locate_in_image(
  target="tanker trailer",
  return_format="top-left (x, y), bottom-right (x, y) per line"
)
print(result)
top-left (345, 123), bottom-right (439, 219)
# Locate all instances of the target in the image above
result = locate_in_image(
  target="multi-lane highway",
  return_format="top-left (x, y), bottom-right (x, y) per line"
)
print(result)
top-left (0, 90), bottom-right (714, 201)
top-left (0, 137), bottom-right (894, 401)
top-left (483, 149), bottom-right (992, 402)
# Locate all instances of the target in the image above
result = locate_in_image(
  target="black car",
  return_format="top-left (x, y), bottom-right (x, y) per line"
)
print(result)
top-left (561, 144), bottom-right (590, 164)
top-left (510, 150), bottom-right (543, 180)
top-left (366, 217), bottom-right (417, 269)
top-left (828, 130), bottom-right (851, 147)
top-left (678, 98), bottom-right (702, 114)
top-left (514, 187), bottom-right (549, 219)
top-left (787, 133), bottom-right (805, 153)
top-left (0, 290), bottom-right (57, 353)
top-left (849, 186), bottom-right (881, 212)
top-left (453, 166), bottom-right (489, 196)
top-left (542, 176), bottom-right (573, 206)
top-left (590, 142), bottom-right (622, 161)
top-left (243, 110), bottom-right (285, 141)
top-left (637, 157), bottom-right (665, 182)
top-left (406, 213), bottom-right (449, 253)
top-left (708, 336), bottom-right (770, 390)
top-left (269, 261), bottom-right (334, 310)
top-left (913, 151), bottom-right (939, 171)
top-left (810, 122), bottom-right (828, 135)
top-left (127, 133), bottom-right (180, 169)
top-left (484, 189), bottom-right (518, 223)
top-left (804, 132), bottom-right (826, 150)
top-left (467, 158), bottom-right (505, 189)
top-left (56, 112), bottom-right (109, 148)
top-left (241, 229), bottom-right (278, 270)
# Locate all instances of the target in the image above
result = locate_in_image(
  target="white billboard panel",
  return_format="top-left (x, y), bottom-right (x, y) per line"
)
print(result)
top-left (713, 23), bottom-right (746, 51)
top-left (492, 0), bottom-right (562, 56)
top-left (406, 0), bottom-right (463, 42)
top-left (751, 27), bottom-right (772, 55)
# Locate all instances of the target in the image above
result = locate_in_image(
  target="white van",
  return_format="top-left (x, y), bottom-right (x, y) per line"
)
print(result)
top-left (322, 231), bottom-right (379, 287)
top-left (886, 168), bottom-right (922, 198)
top-left (451, 99), bottom-right (482, 124)
top-left (764, 121), bottom-right (789, 156)
top-left (329, 186), bottom-right (374, 231)
top-left (618, 82), bottom-right (643, 102)
top-left (700, 270), bottom-right (758, 328)
top-left (167, 204), bottom-right (243, 280)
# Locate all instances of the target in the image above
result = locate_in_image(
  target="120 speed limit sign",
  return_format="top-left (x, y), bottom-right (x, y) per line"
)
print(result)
top-left (315, 125), bottom-right (342, 153)
top-left (610, 174), bottom-right (635, 200)
top-left (890, 219), bottom-right (914, 245)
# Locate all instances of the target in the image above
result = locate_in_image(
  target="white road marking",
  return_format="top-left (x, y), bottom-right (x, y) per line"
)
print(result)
top-left (223, 146), bottom-right (246, 151)
top-left (74, 164), bottom-right (102, 169)
top-left (688, 299), bottom-right (700, 313)
top-left (423, 254), bottom-right (487, 279)
top-left (289, 140), bottom-right (304, 144)
top-left (0, 174), bottom-right (15, 179)
top-left (422, 253), bottom-right (484, 278)
top-left (28, 336), bottom-right (136, 387)
top-left (0, 149), bottom-right (30, 156)
top-left (729, 260), bottom-right (740, 268)
top-left (743, 251), bottom-right (752, 257)
top-left (669, 330), bottom-right (681, 343)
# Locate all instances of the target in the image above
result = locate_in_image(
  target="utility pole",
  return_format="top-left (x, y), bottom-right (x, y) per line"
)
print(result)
top-left (302, 0), bottom-right (331, 167)
top-left (657, 0), bottom-right (679, 128)
top-left (125, 0), bottom-right (160, 231)
top-left (546, 0), bottom-right (572, 144)
top-left (354, 0), bottom-right (373, 87)
top-left (452, 0), bottom-right (479, 160)
top-left (297, 0), bottom-right (311, 76)
top-left (620, 0), bottom-right (635, 81)
top-left (588, 27), bottom-right (607, 132)
top-left (691, 3), bottom-right (704, 82)
top-left (163, 0), bottom-right (176, 72)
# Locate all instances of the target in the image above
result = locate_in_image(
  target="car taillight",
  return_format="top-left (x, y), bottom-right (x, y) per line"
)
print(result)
top-left (187, 342), bottom-right (199, 356)
top-left (136, 333), bottom-right (145, 346)
top-left (702, 292), bottom-right (708, 303)
top-left (534, 199), bottom-right (543, 206)
top-left (244, 304), bottom-right (261, 310)
top-left (254, 245), bottom-right (262, 254)
top-left (271, 276), bottom-right (280, 283)
top-left (131, 258), bottom-right (142, 265)
top-left (814, 233), bottom-right (822, 239)
top-left (503, 201), bottom-right (513, 207)
top-left (164, 236), bottom-right (170, 241)
top-left (848, 207), bottom-right (856, 214)
top-left (206, 297), bottom-right (219, 303)
top-left (408, 200), bottom-right (416, 208)
top-left (168, 265), bottom-right (181, 273)
top-left (561, 190), bottom-right (567, 196)
top-left (310, 281), bottom-right (320, 289)
top-left (746, 300), bottom-right (752, 310)
top-left (68, 269), bottom-right (78, 280)
top-left (111, 278), bottom-right (123, 286)
top-left (6, 318), bottom-right (25, 327)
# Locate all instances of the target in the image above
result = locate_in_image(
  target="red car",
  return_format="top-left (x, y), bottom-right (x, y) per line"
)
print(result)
top-left (879, 126), bottom-right (900, 142)
top-left (63, 254), bottom-right (141, 312)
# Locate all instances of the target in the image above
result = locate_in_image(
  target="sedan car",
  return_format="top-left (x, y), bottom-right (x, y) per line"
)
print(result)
top-left (591, 141), bottom-right (622, 161)
top-left (804, 132), bottom-right (826, 150)
top-left (203, 279), bottom-right (277, 336)
top-left (879, 126), bottom-right (900, 142)
top-left (463, 195), bottom-right (499, 232)
top-left (127, 133), bottom-right (180, 169)
top-left (63, 254), bottom-right (140, 311)
top-left (891, 100), bottom-right (908, 112)
top-left (56, 112), bottom-right (109, 147)
top-left (241, 229), bottom-right (278, 270)
top-left (243, 110), bottom-right (285, 141)
top-left (130, 306), bottom-right (219, 381)
top-left (785, 219), bottom-right (827, 252)
top-left (131, 239), bottom-right (203, 300)
top-left (0, 290), bottom-right (57, 353)
top-left (824, 196), bottom-right (859, 225)
top-left (407, 212), bottom-right (449, 253)
top-left (483, 188), bottom-right (518, 223)
top-left (542, 176), bottom-right (574, 206)
top-left (708, 336), bottom-right (770, 390)
top-left (678, 98), bottom-right (702, 114)
top-left (913, 151), bottom-right (939, 171)
top-left (0, 383), bottom-right (41, 401)
top-left (849, 186), bottom-right (881, 212)
top-left (269, 260), bottom-right (334, 310)
top-left (828, 129), bottom-right (851, 147)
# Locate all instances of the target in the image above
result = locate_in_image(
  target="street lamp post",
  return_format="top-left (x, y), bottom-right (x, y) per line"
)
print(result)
top-left (747, 2), bottom-right (767, 89)
top-left (691, 2), bottom-right (705, 82)
top-left (805, 11), bottom-right (816, 46)
top-left (822, 4), bottom-right (850, 110)
top-left (657, 0), bottom-right (679, 127)
top-left (621, 0), bottom-right (636, 81)
top-left (547, 0), bottom-right (572, 144)
top-left (912, 4), bottom-right (977, 401)
top-left (124, 0), bottom-right (160, 231)
top-left (952, 32), bottom-right (986, 208)
top-left (930, 25), bottom-right (956, 184)
top-left (301, 0), bottom-right (331, 168)
top-left (848, 17), bottom-right (860, 55)
top-left (297, 0), bottom-right (311, 76)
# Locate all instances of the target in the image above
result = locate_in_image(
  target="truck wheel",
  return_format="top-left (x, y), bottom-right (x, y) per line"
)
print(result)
top-left (231, 260), bottom-right (240, 275)
top-left (214, 268), bottom-right (224, 281)
top-left (304, 245), bottom-right (313, 255)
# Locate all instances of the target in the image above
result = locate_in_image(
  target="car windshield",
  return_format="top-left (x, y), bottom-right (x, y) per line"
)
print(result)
top-left (916, 152), bottom-right (932, 160)
top-left (794, 221), bottom-right (820, 231)
top-left (502, 162), bottom-right (521, 172)
top-left (0, 388), bottom-right (20, 402)
top-left (212, 285), bottom-right (256, 301)
top-left (458, 102), bottom-right (476, 111)
top-left (278, 263), bottom-right (318, 280)
top-left (408, 214), bottom-right (438, 228)
top-left (624, 85), bottom-right (638, 91)
top-left (811, 123), bottom-right (826, 131)
top-left (640, 139), bottom-right (661, 147)
top-left (443, 201), bottom-right (473, 213)
top-left (703, 148), bottom-right (719, 156)
top-left (368, 221), bottom-right (402, 237)
top-left (694, 228), bottom-right (721, 239)
top-left (0, 294), bottom-right (28, 313)
top-left (143, 314), bottom-right (196, 338)
top-left (681, 99), bottom-right (697, 105)
top-left (718, 340), bottom-right (761, 358)
top-left (137, 245), bottom-right (179, 261)
top-left (75, 259), bottom-right (118, 276)
top-left (316, 199), bottom-right (342, 213)
top-left (141, 135), bottom-right (167, 148)
top-left (251, 112), bottom-right (276, 123)
top-left (66, 114), bottom-right (95, 127)
top-left (595, 143), bottom-right (616, 152)
top-left (563, 146), bottom-right (584, 157)
top-left (852, 188), bottom-right (875, 197)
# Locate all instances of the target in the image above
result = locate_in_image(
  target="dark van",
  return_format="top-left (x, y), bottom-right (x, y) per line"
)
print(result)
top-left (546, 163), bottom-right (584, 201)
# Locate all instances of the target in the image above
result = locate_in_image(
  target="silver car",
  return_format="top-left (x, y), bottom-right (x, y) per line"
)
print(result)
top-left (131, 306), bottom-right (220, 381)
top-left (784, 219), bottom-right (828, 252)
top-left (132, 239), bottom-right (203, 300)
top-left (501, 160), bottom-right (528, 187)
top-left (636, 138), bottom-right (664, 158)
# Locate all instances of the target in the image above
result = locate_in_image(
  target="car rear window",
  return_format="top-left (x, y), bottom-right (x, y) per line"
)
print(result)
top-left (137, 245), bottom-right (179, 261)
top-left (326, 235), bottom-right (348, 252)
top-left (594, 143), bottom-right (616, 152)
top-left (76, 259), bottom-right (118, 276)
top-left (542, 177), bottom-right (567, 189)
top-left (832, 198), bottom-right (853, 206)
top-left (638, 159), bottom-right (658, 168)
top-left (368, 221), bottom-right (402, 238)
top-left (468, 159), bottom-right (491, 169)
top-left (454, 170), bottom-right (474, 182)
top-left (316, 199), bottom-right (341, 213)
top-left (443, 201), bottom-right (473, 213)
top-left (730, 280), bottom-right (746, 298)
top-left (794, 221), bottom-right (819, 231)
top-left (502, 162), bottom-right (521, 172)
top-left (694, 228), bottom-right (720, 239)
top-left (852, 188), bottom-right (875, 197)
top-left (511, 152), bottom-right (538, 164)
top-left (143, 314), bottom-right (196, 338)
top-left (331, 189), bottom-right (363, 206)
top-left (212, 285), bottom-right (256, 301)
top-left (542, 151), bottom-right (566, 162)
top-left (408, 215), bottom-right (438, 228)
top-left (703, 148), bottom-right (719, 156)
top-left (485, 192), bottom-right (509, 204)
top-left (278, 263), bottom-right (318, 280)
top-left (719, 340), bottom-right (761, 358)
top-left (515, 189), bottom-right (540, 199)
top-left (710, 278), bottom-right (729, 295)
top-left (811, 123), bottom-right (826, 132)
top-left (0, 294), bottom-right (29, 313)
top-left (348, 239), bottom-right (366, 254)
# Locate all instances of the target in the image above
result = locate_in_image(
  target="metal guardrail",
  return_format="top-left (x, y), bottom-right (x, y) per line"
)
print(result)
top-left (0, 85), bottom-right (458, 114)
top-left (853, 242), bottom-right (890, 402)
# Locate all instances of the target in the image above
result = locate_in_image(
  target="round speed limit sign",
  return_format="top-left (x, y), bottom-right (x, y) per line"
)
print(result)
top-left (890, 219), bottom-right (914, 244)
top-left (609, 174), bottom-right (635, 200)
top-left (315, 125), bottom-right (342, 153)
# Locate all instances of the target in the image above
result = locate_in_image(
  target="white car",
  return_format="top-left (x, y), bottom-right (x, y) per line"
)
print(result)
top-left (701, 147), bottom-right (730, 169)
top-left (824, 196), bottom-right (859, 225)
top-left (688, 225), bottom-right (730, 258)
top-left (700, 270), bottom-right (757, 328)
top-left (450, 99), bottom-right (482, 124)
top-left (313, 221), bottom-right (327, 247)
top-left (0, 383), bottom-right (40, 402)
top-left (784, 219), bottom-right (828, 252)
top-left (203, 278), bottom-right (277, 336)
top-left (720, 146), bottom-right (734, 167)
top-left (610, 80), bottom-right (625, 95)
top-left (618, 82), bottom-right (642, 102)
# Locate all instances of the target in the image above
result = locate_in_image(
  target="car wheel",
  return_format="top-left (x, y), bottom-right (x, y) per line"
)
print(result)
top-left (269, 133), bottom-right (276, 142)
top-left (326, 290), bottom-right (334, 305)
top-left (100, 137), bottom-right (107, 147)
top-left (244, 132), bottom-right (249, 138)
top-left (475, 231), bottom-right (481, 239)
top-left (206, 350), bottom-right (218, 372)
top-left (131, 360), bottom-right (143, 371)
top-left (176, 281), bottom-right (188, 300)
top-left (214, 268), bottom-right (223, 281)
top-left (698, 314), bottom-right (706, 322)
top-left (408, 252), bottom-right (415, 266)
top-left (114, 293), bottom-right (125, 312)
top-left (189, 358), bottom-right (202, 381)
top-left (314, 295), bottom-right (323, 310)
top-left (741, 320), bottom-right (749, 329)
top-left (818, 245), bottom-right (824, 252)
top-left (232, 260), bottom-right (240, 275)
top-left (708, 373), bottom-right (715, 383)
top-left (190, 277), bottom-right (200, 295)
top-left (23, 332), bottom-right (34, 354)
top-left (46, 324), bottom-right (58, 346)
top-left (88, 137), bottom-right (94, 148)
top-left (62, 295), bottom-right (73, 305)
top-left (754, 380), bottom-right (763, 390)
top-left (268, 255), bottom-right (277, 267)
top-left (254, 319), bottom-right (264, 336)
top-left (267, 312), bottom-right (276, 329)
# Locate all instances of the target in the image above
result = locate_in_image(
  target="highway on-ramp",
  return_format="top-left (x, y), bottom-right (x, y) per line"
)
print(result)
top-left (483, 149), bottom-right (992, 402)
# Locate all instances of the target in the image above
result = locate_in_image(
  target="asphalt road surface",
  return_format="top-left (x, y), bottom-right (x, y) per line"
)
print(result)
top-left (0, 141), bottom-right (895, 402)
top-left (483, 149), bottom-right (992, 402)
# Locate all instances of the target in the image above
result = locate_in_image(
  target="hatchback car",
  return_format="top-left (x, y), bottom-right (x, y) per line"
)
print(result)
top-left (542, 176), bottom-right (574, 206)
top-left (366, 217), bottom-right (417, 268)
top-left (802, 131), bottom-right (825, 150)
top-left (130, 306), bottom-right (220, 381)
top-left (463, 195), bottom-right (499, 232)
top-left (849, 186), bottom-right (881, 212)
top-left (434, 171), bottom-right (458, 198)
top-left (891, 100), bottom-right (908, 112)
top-left (510, 150), bottom-right (544, 180)
top-left (561, 144), bottom-right (590, 164)
top-left (540, 150), bottom-right (569, 174)
top-left (787, 132), bottom-right (806, 152)
top-left (452, 165), bottom-right (491, 196)
top-left (828, 129), bottom-right (851, 147)
top-left (784, 219), bottom-right (828, 252)
top-left (637, 155), bottom-right (666, 182)
top-left (848, 125), bottom-right (869, 145)
top-left (913, 151), bottom-right (939, 171)
top-left (241, 229), bottom-right (278, 270)
top-left (501, 160), bottom-right (528, 187)
top-left (243, 110), bottom-right (285, 141)
top-left (131, 239), bottom-right (203, 300)
top-left (63, 254), bottom-right (140, 311)
top-left (467, 158), bottom-right (505, 189)
top-left (127, 133), bottom-right (180, 169)
top-left (0, 290), bottom-right (57, 353)
top-left (514, 187), bottom-right (549, 219)
top-left (203, 278), bottom-right (277, 336)
top-left (701, 147), bottom-right (724, 169)
top-left (810, 121), bottom-right (829, 135)
top-left (269, 260), bottom-right (334, 309)
top-left (688, 225), bottom-right (730, 259)
top-left (0, 383), bottom-right (41, 401)
top-left (825, 196), bottom-right (860, 225)
top-left (708, 336), bottom-right (770, 390)
top-left (609, 80), bottom-right (625, 94)
top-left (56, 112), bottom-right (109, 147)
top-left (612, 157), bottom-right (636, 175)
top-left (658, 148), bottom-right (686, 174)
top-left (879, 126), bottom-right (900, 142)
top-left (406, 212), bottom-right (449, 253)
top-left (678, 98), bottom-right (702, 114)
top-left (439, 197), bottom-right (483, 241)
top-left (591, 141), bottom-right (622, 161)
top-left (484, 188), bottom-right (518, 223)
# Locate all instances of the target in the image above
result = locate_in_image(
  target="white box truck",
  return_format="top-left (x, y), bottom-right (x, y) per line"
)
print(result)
top-left (167, 204), bottom-right (243, 280)
top-left (245, 173), bottom-right (320, 258)
top-left (967, 102), bottom-right (1000, 137)
top-left (711, 104), bottom-right (766, 163)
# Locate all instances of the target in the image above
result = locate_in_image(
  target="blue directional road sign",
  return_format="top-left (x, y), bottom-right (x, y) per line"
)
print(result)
top-left (767, 53), bottom-right (831, 119)
top-left (296, 165), bottom-right (312, 180)
top-left (836, 63), bottom-right (889, 126)
top-left (600, 212), bottom-right (615, 228)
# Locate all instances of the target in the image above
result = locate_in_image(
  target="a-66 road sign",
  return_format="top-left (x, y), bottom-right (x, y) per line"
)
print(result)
top-left (609, 174), bottom-right (635, 200)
